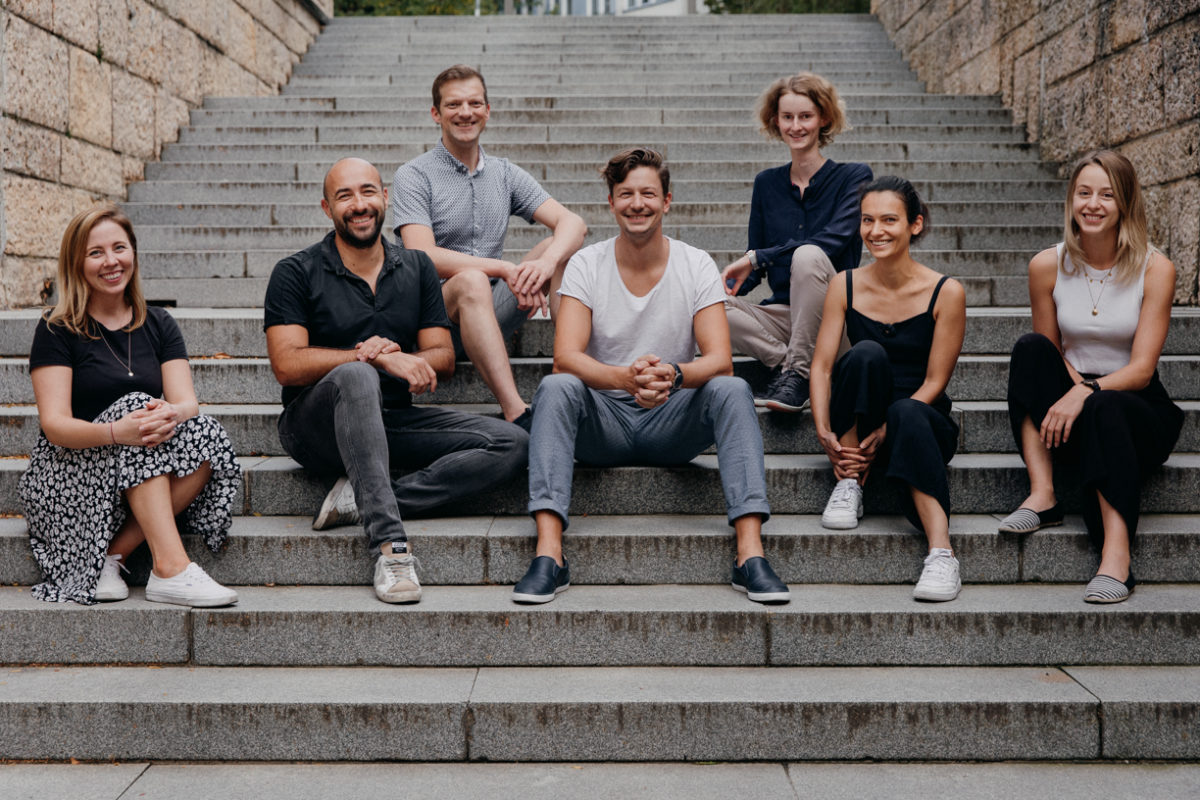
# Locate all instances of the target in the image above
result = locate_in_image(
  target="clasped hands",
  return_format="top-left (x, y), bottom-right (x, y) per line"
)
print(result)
top-left (114, 398), bottom-right (182, 447)
top-left (354, 335), bottom-right (437, 395)
top-left (818, 424), bottom-right (886, 481)
top-left (505, 257), bottom-right (555, 317)
top-left (625, 354), bottom-right (675, 409)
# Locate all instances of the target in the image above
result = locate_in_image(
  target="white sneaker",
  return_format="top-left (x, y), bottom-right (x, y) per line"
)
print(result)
top-left (374, 543), bottom-right (421, 604)
top-left (313, 476), bottom-right (360, 530)
top-left (913, 548), bottom-right (961, 602)
top-left (145, 562), bottom-right (238, 607)
top-left (95, 553), bottom-right (129, 602)
top-left (821, 478), bottom-right (864, 529)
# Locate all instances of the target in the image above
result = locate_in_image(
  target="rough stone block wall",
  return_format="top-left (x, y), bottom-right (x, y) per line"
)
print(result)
top-left (0, 0), bottom-right (333, 308)
top-left (872, 0), bottom-right (1200, 304)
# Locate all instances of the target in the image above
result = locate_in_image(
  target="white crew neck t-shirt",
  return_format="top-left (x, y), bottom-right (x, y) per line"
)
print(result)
top-left (558, 236), bottom-right (727, 396)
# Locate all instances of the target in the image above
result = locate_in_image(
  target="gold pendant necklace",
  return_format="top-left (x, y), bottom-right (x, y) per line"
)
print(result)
top-left (1084, 265), bottom-right (1113, 316)
top-left (97, 322), bottom-right (134, 377)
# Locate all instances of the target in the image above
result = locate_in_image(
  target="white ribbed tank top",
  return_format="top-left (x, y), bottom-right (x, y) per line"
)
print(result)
top-left (1052, 243), bottom-right (1146, 376)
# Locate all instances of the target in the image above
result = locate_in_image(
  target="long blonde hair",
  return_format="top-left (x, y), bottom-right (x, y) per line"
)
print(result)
top-left (46, 203), bottom-right (147, 337)
top-left (1061, 149), bottom-right (1152, 284)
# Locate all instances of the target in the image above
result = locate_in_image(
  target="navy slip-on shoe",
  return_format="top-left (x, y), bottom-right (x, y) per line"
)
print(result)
top-left (512, 408), bottom-right (533, 434)
top-left (512, 556), bottom-right (570, 604)
top-left (731, 556), bottom-right (791, 604)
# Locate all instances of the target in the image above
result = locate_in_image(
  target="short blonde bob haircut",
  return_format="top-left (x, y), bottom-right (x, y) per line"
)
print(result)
top-left (1061, 149), bottom-right (1153, 285)
top-left (756, 72), bottom-right (849, 148)
top-left (46, 203), bottom-right (147, 338)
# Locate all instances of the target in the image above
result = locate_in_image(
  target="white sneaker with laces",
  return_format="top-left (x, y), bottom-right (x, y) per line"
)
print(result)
top-left (374, 544), bottom-right (422, 604)
top-left (313, 476), bottom-right (360, 530)
top-left (913, 547), bottom-right (961, 602)
top-left (95, 553), bottom-right (129, 602)
top-left (821, 478), bottom-right (864, 529)
top-left (145, 562), bottom-right (238, 607)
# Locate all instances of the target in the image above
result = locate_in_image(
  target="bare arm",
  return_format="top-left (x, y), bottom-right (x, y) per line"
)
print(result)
top-left (550, 296), bottom-right (637, 394)
top-left (398, 223), bottom-right (514, 280)
top-left (266, 324), bottom-right (361, 387)
top-left (1092, 251), bottom-right (1175, 391)
top-left (911, 278), bottom-right (966, 405)
top-left (682, 302), bottom-right (735, 385)
top-left (808, 275), bottom-right (848, 442)
top-left (509, 199), bottom-right (588, 296)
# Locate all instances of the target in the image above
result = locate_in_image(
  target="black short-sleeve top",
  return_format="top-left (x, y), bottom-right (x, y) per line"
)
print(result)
top-left (29, 306), bottom-right (188, 422)
top-left (263, 232), bottom-right (451, 409)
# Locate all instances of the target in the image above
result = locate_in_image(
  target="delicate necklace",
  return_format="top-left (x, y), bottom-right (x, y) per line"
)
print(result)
top-left (1084, 263), bottom-right (1114, 316)
top-left (95, 320), bottom-right (134, 377)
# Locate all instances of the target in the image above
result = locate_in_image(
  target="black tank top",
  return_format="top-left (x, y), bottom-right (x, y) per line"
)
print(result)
top-left (845, 270), bottom-right (952, 415)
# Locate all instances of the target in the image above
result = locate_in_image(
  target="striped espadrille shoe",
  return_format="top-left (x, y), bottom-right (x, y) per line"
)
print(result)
top-left (997, 504), bottom-right (1064, 534)
top-left (1083, 573), bottom-right (1136, 604)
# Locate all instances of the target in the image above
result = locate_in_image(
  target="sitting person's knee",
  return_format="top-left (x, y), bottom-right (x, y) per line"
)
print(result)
top-left (845, 339), bottom-right (888, 367)
top-left (443, 268), bottom-right (493, 303)
top-left (533, 372), bottom-right (585, 404)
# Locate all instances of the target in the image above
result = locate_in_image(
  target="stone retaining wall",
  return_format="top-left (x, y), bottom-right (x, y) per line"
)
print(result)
top-left (0, 0), bottom-right (333, 307)
top-left (872, 0), bottom-right (1200, 304)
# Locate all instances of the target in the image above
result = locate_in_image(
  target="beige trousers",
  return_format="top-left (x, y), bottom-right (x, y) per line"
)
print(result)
top-left (725, 244), bottom-right (843, 378)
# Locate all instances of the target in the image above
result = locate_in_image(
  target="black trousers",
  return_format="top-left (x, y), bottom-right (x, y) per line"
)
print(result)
top-left (1006, 332), bottom-right (1182, 543)
top-left (831, 340), bottom-right (958, 531)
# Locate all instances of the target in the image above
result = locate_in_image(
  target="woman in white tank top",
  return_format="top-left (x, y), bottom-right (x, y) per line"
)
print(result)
top-left (1002, 150), bottom-right (1182, 603)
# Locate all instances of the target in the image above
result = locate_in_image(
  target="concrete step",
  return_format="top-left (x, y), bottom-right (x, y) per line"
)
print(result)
top-left (129, 223), bottom-right (1057, 253)
top-left (3, 583), bottom-right (1200, 668)
top-left (280, 69), bottom-right (922, 85)
top-left (127, 177), bottom-right (1063, 205)
top-left (294, 52), bottom-right (911, 69)
top-left (280, 80), bottom-right (930, 96)
top-left (3, 453), bottom-right (1199, 518)
top-left (4, 399), bottom-right (1198, 459)
top-left (144, 158), bottom-right (1056, 183)
top-left (155, 141), bottom-right (1041, 164)
top-left (175, 123), bottom-right (1027, 146)
top-left (4, 351), bottom-right (1200, 405)
top-left (0, 664), bottom-right (1194, 761)
top-left (186, 107), bottom-right (1027, 128)
top-left (6, 762), bottom-right (1200, 800)
top-left (121, 199), bottom-right (1055, 228)
top-left (6, 513), bottom-right (1200, 589)
top-left (201, 92), bottom-right (1008, 112)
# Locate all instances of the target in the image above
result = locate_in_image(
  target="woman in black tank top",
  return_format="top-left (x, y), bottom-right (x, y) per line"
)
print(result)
top-left (810, 177), bottom-right (967, 602)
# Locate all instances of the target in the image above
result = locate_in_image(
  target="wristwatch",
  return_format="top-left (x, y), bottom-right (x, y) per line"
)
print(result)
top-left (1082, 379), bottom-right (1101, 393)
top-left (670, 363), bottom-right (684, 389)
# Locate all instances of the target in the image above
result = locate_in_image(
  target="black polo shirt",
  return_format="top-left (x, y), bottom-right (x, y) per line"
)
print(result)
top-left (263, 231), bottom-right (450, 409)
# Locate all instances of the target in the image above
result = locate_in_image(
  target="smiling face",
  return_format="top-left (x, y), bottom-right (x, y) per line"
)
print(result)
top-left (322, 158), bottom-right (387, 249)
top-left (1071, 163), bottom-right (1120, 239)
top-left (82, 220), bottom-right (136, 304)
top-left (609, 165), bottom-right (672, 241)
top-left (775, 92), bottom-right (826, 156)
top-left (860, 190), bottom-right (922, 260)
top-left (432, 77), bottom-right (490, 151)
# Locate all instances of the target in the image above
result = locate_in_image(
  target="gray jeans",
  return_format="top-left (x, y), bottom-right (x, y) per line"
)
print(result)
top-left (527, 373), bottom-right (770, 529)
top-left (278, 361), bottom-right (528, 555)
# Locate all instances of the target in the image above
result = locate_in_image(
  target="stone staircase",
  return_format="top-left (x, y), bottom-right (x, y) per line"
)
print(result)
top-left (2, 13), bottom-right (1199, 789)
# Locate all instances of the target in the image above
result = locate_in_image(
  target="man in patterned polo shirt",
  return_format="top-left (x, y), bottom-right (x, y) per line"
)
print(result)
top-left (391, 64), bottom-right (587, 431)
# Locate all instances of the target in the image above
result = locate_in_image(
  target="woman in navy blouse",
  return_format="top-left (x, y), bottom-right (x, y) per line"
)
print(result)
top-left (722, 72), bottom-right (873, 414)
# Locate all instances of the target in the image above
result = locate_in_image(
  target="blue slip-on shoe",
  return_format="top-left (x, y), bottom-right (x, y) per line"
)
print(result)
top-left (512, 556), bottom-right (570, 604)
top-left (731, 556), bottom-right (791, 604)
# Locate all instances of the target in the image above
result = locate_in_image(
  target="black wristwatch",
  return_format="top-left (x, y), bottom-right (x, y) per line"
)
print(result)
top-left (670, 363), bottom-right (684, 389)
top-left (1082, 379), bottom-right (1101, 393)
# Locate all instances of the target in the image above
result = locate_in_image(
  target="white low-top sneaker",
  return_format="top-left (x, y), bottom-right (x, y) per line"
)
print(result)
top-left (94, 553), bottom-right (129, 602)
top-left (312, 476), bottom-right (360, 530)
top-left (821, 478), bottom-right (864, 529)
top-left (374, 544), bottom-right (421, 604)
top-left (145, 562), bottom-right (238, 608)
top-left (913, 548), bottom-right (961, 602)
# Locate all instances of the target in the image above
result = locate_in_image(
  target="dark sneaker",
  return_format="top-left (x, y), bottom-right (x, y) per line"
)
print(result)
top-left (731, 556), bottom-right (791, 604)
top-left (753, 365), bottom-right (784, 408)
top-left (512, 407), bottom-right (533, 433)
top-left (512, 556), bottom-right (570, 604)
top-left (764, 370), bottom-right (809, 413)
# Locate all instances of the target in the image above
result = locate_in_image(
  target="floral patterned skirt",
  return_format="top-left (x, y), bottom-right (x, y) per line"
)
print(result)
top-left (18, 392), bottom-right (241, 604)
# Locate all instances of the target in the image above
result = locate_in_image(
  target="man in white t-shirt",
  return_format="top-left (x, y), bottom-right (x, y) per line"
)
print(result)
top-left (513, 147), bottom-right (790, 605)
